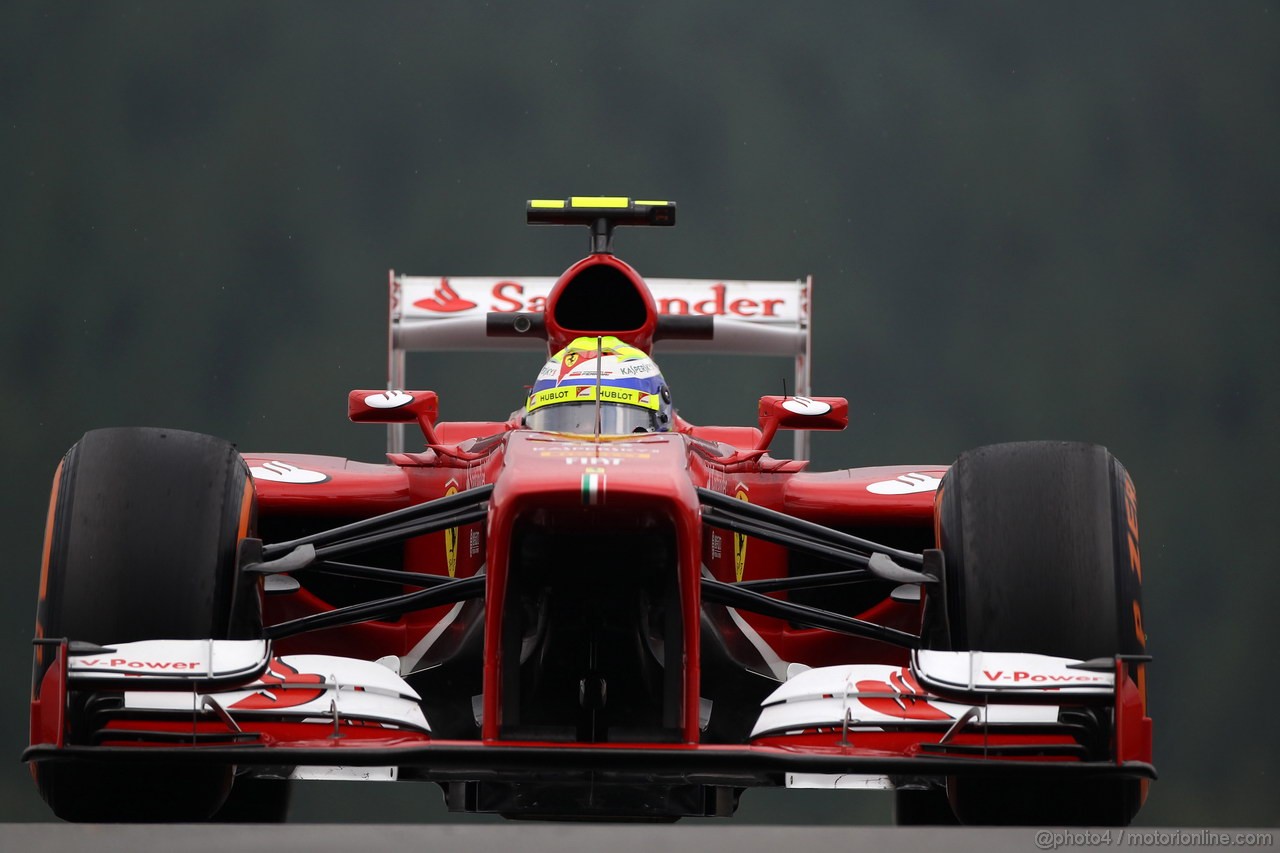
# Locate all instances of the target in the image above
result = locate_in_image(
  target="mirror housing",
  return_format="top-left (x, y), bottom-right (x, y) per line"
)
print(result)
top-left (756, 395), bottom-right (848, 451)
top-left (348, 390), bottom-right (440, 443)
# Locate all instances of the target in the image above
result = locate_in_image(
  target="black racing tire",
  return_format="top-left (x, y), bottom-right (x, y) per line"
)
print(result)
top-left (933, 441), bottom-right (1146, 826)
top-left (33, 427), bottom-right (261, 822)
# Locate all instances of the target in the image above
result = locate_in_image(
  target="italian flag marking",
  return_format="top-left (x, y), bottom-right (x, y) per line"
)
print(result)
top-left (581, 472), bottom-right (605, 506)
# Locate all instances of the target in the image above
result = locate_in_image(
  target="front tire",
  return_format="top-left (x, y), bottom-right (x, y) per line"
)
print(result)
top-left (33, 427), bottom-right (261, 822)
top-left (933, 441), bottom-right (1146, 826)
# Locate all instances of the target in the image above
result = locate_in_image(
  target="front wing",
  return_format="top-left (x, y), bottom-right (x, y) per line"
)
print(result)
top-left (27, 639), bottom-right (1155, 790)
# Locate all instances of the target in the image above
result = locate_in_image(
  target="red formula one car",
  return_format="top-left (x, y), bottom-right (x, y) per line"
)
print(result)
top-left (27, 198), bottom-right (1153, 825)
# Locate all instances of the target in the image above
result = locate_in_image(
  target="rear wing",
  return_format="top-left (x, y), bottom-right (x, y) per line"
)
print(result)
top-left (387, 273), bottom-right (812, 456)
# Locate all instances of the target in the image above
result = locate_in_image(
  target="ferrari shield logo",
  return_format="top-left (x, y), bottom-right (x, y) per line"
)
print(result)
top-left (559, 349), bottom-right (594, 380)
top-left (444, 482), bottom-right (459, 577)
top-left (733, 485), bottom-right (749, 582)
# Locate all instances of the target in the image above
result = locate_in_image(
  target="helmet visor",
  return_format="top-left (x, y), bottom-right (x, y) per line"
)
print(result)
top-left (526, 402), bottom-right (660, 435)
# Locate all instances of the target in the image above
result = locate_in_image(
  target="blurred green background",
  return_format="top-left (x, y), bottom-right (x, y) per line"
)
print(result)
top-left (2, 0), bottom-right (1276, 825)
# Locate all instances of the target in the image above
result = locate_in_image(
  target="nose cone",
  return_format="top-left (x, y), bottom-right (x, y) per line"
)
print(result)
top-left (494, 432), bottom-right (693, 514)
top-left (481, 430), bottom-right (705, 744)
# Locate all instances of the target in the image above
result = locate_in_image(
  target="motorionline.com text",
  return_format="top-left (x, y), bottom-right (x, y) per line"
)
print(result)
top-left (1035, 829), bottom-right (1274, 850)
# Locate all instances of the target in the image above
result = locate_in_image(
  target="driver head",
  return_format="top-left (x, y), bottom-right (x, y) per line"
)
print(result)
top-left (524, 336), bottom-right (673, 434)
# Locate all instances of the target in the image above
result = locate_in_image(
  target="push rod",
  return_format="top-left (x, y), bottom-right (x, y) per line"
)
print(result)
top-left (697, 488), bottom-right (924, 566)
top-left (262, 485), bottom-right (493, 558)
top-left (701, 577), bottom-right (918, 648)
top-left (265, 575), bottom-right (485, 640)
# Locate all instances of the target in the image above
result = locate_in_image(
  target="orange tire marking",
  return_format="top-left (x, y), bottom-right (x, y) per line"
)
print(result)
top-left (33, 460), bottom-right (65, 699)
top-left (236, 476), bottom-right (255, 542)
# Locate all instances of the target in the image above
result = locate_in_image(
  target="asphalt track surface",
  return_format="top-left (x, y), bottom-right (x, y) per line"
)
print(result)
top-left (8, 825), bottom-right (1276, 853)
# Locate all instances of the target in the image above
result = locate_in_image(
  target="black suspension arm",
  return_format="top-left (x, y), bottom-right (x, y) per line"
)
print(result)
top-left (306, 560), bottom-right (461, 588)
top-left (262, 485), bottom-right (493, 559)
top-left (701, 577), bottom-right (919, 648)
top-left (735, 568), bottom-right (877, 594)
top-left (700, 505), bottom-right (878, 572)
top-left (697, 487), bottom-right (925, 566)
top-left (265, 575), bottom-right (486, 641)
top-left (309, 505), bottom-right (489, 562)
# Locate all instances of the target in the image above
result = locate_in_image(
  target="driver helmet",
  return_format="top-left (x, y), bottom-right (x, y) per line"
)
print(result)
top-left (524, 336), bottom-right (673, 434)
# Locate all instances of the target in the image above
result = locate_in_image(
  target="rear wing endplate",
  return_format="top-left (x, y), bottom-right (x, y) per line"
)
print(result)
top-left (387, 273), bottom-right (812, 457)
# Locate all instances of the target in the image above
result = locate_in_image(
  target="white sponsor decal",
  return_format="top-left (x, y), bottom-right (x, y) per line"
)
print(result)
top-left (866, 472), bottom-right (942, 495)
top-left (364, 390), bottom-right (414, 409)
top-left (617, 362), bottom-right (660, 378)
top-left (78, 657), bottom-right (202, 671)
top-left (787, 773), bottom-right (893, 790)
top-left (538, 442), bottom-right (652, 454)
top-left (250, 461), bottom-right (330, 484)
top-left (290, 766), bottom-right (398, 781)
top-left (565, 366), bottom-right (616, 380)
top-left (911, 650), bottom-right (1116, 695)
top-left (981, 670), bottom-right (1109, 684)
top-left (67, 639), bottom-right (270, 681)
top-left (780, 396), bottom-right (832, 416)
top-left (400, 277), bottom-right (804, 323)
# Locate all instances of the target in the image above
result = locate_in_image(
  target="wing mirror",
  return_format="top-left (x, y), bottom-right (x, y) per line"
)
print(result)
top-left (756, 395), bottom-right (848, 451)
top-left (348, 390), bottom-right (440, 443)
